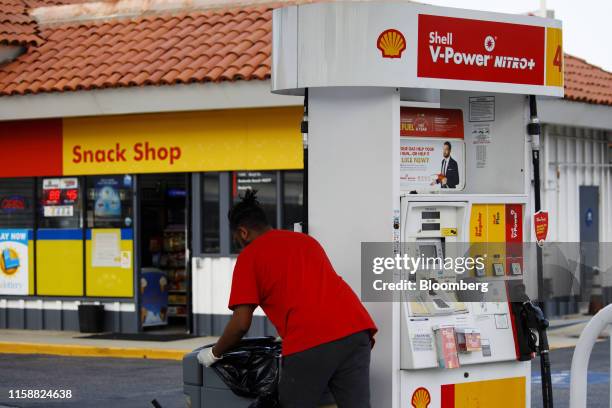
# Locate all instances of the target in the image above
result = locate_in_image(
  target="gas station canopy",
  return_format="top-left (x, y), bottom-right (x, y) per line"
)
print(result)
top-left (273, 2), bottom-right (563, 97)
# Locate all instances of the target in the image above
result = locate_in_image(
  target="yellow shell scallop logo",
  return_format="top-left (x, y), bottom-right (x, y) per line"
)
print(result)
top-left (411, 387), bottom-right (431, 408)
top-left (0, 247), bottom-right (20, 276)
top-left (377, 29), bottom-right (406, 58)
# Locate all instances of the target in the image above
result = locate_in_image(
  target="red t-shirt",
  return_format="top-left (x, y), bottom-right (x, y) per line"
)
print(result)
top-left (228, 229), bottom-right (377, 356)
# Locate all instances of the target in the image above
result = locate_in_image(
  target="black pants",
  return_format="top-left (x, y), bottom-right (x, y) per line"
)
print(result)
top-left (278, 330), bottom-right (371, 408)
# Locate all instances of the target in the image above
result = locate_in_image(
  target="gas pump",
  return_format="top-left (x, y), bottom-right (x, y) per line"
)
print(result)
top-left (272, 2), bottom-right (563, 407)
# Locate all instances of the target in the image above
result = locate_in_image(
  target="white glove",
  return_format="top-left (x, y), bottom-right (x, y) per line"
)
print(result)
top-left (197, 347), bottom-right (221, 367)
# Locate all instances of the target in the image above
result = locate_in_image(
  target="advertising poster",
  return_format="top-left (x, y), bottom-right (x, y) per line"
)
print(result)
top-left (0, 229), bottom-right (29, 295)
top-left (92, 229), bottom-right (121, 267)
top-left (140, 269), bottom-right (168, 327)
top-left (400, 108), bottom-right (465, 192)
top-left (94, 177), bottom-right (122, 223)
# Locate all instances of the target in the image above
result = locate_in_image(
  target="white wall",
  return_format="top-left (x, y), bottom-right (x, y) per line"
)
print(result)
top-left (191, 257), bottom-right (265, 318)
top-left (308, 87), bottom-right (400, 408)
top-left (541, 125), bottom-right (612, 287)
top-left (542, 125), bottom-right (611, 243)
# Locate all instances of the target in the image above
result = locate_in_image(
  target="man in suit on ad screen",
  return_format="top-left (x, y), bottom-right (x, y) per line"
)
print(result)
top-left (437, 141), bottom-right (459, 189)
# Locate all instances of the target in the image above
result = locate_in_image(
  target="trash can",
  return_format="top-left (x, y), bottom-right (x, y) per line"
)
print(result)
top-left (78, 304), bottom-right (105, 333)
top-left (183, 338), bottom-right (335, 408)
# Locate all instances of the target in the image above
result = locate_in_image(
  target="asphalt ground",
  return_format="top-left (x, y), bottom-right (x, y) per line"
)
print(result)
top-left (0, 342), bottom-right (610, 408)
top-left (0, 354), bottom-right (184, 408)
top-left (531, 340), bottom-right (610, 408)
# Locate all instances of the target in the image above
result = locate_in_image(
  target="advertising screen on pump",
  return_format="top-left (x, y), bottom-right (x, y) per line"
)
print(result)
top-left (400, 107), bottom-right (465, 192)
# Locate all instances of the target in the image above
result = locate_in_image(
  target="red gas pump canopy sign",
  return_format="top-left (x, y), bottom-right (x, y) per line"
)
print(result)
top-left (417, 15), bottom-right (546, 85)
top-left (273, 3), bottom-right (564, 96)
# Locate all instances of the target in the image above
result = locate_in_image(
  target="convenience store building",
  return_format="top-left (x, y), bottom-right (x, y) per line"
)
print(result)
top-left (0, 0), bottom-right (611, 335)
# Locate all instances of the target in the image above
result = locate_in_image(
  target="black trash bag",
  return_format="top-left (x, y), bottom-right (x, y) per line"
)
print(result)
top-left (250, 393), bottom-right (280, 408)
top-left (210, 337), bottom-right (281, 407)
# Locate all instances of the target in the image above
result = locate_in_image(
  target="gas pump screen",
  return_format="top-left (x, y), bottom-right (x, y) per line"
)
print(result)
top-left (419, 245), bottom-right (437, 258)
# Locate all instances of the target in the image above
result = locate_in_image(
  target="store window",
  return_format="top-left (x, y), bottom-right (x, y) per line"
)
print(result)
top-left (232, 171), bottom-right (277, 227)
top-left (86, 175), bottom-right (134, 229)
top-left (38, 177), bottom-right (82, 229)
top-left (197, 170), bottom-right (303, 256)
top-left (202, 173), bottom-right (220, 253)
top-left (283, 171), bottom-right (304, 230)
top-left (231, 171), bottom-right (277, 253)
top-left (0, 178), bottom-right (35, 228)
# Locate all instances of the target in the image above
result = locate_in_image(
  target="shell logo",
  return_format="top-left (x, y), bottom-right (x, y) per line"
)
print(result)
top-left (377, 29), bottom-right (406, 58)
top-left (411, 387), bottom-right (431, 408)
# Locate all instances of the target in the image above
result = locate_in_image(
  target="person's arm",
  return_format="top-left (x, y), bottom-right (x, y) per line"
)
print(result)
top-left (198, 251), bottom-right (260, 367)
top-left (212, 304), bottom-right (257, 357)
top-left (197, 304), bottom-right (256, 367)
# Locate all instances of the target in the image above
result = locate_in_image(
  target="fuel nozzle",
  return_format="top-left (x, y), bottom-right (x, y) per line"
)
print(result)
top-left (511, 282), bottom-right (554, 408)
top-left (521, 300), bottom-right (549, 333)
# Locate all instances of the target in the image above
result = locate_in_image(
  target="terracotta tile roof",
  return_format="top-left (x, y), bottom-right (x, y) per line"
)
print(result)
top-left (0, 2), bottom-right (611, 108)
top-left (0, 5), bottom-right (272, 95)
top-left (0, 0), bottom-right (42, 46)
top-left (24, 0), bottom-right (95, 5)
top-left (564, 54), bottom-right (612, 106)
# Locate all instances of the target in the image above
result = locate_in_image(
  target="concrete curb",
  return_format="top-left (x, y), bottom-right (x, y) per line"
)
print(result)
top-left (0, 341), bottom-right (188, 361)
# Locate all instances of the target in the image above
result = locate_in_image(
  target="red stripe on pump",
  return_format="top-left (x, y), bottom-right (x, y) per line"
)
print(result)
top-left (440, 383), bottom-right (455, 408)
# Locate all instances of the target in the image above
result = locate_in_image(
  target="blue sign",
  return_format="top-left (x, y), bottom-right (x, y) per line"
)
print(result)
top-left (585, 208), bottom-right (594, 227)
top-left (532, 370), bottom-right (609, 388)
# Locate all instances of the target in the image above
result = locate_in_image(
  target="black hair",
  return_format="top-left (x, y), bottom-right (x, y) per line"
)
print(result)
top-left (444, 141), bottom-right (452, 150)
top-left (228, 189), bottom-right (269, 231)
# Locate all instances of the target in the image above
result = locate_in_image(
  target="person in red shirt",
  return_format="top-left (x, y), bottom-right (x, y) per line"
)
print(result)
top-left (198, 190), bottom-right (377, 407)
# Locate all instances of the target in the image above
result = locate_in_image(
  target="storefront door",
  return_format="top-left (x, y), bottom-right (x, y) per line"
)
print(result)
top-left (138, 174), bottom-right (191, 333)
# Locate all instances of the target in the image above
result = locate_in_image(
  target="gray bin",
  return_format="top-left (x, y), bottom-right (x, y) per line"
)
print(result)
top-left (183, 347), bottom-right (335, 408)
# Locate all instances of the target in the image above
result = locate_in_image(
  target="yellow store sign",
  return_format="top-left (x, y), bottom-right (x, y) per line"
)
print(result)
top-left (62, 107), bottom-right (303, 175)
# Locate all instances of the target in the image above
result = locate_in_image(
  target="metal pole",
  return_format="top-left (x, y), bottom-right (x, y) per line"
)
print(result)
top-left (609, 325), bottom-right (612, 408)
top-left (529, 95), bottom-right (554, 408)
top-left (569, 304), bottom-right (612, 407)
top-left (301, 88), bottom-right (309, 234)
top-left (529, 95), bottom-right (545, 307)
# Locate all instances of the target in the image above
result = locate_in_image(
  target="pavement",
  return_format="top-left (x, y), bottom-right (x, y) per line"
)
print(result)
top-left (0, 314), bottom-right (610, 407)
top-left (0, 329), bottom-right (216, 361)
top-left (0, 313), bottom-right (600, 362)
top-left (0, 353), bottom-right (184, 408)
top-left (531, 340), bottom-right (610, 408)
top-left (547, 313), bottom-right (609, 350)
top-left (0, 342), bottom-right (608, 408)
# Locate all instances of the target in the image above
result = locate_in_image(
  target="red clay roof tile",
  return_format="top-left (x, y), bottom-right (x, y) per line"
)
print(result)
top-left (0, 4), bottom-right (275, 96)
top-left (564, 54), bottom-right (612, 105)
top-left (0, 0), bottom-right (42, 46)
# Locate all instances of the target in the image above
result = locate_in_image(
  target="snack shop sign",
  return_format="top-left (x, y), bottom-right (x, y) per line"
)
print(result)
top-left (71, 142), bottom-right (182, 166)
